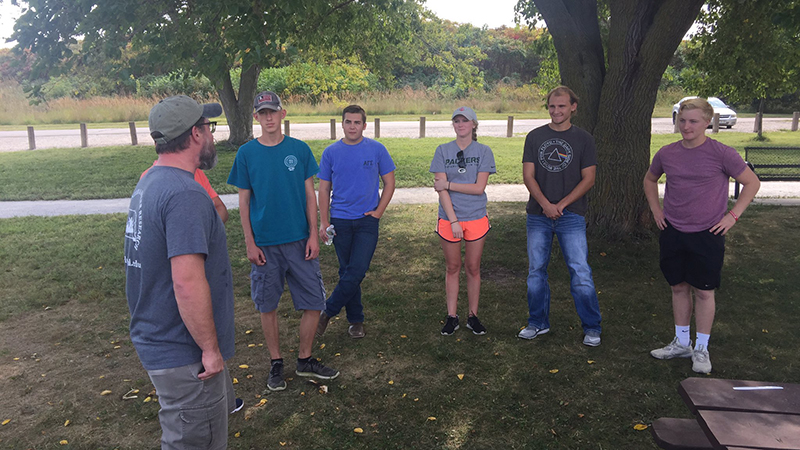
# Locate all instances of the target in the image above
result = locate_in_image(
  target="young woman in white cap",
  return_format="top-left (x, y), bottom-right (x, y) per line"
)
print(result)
top-left (430, 106), bottom-right (496, 336)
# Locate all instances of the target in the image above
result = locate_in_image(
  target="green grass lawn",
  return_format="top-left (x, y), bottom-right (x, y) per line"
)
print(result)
top-left (0, 203), bottom-right (798, 449)
top-left (1, 132), bottom-right (799, 201)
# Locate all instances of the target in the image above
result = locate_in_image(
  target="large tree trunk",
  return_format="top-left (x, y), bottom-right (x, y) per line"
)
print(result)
top-left (215, 64), bottom-right (261, 148)
top-left (535, 0), bottom-right (704, 238)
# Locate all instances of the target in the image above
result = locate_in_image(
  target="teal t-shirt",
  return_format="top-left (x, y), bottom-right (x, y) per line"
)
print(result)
top-left (228, 136), bottom-right (319, 246)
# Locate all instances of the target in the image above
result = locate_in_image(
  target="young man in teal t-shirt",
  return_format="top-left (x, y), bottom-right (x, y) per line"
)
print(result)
top-left (228, 91), bottom-right (339, 392)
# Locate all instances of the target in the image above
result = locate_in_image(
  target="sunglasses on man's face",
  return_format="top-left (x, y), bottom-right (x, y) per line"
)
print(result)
top-left (456, 150), bottom-right (466, 173)
top-left (198, 121), bottom-right (217, 133)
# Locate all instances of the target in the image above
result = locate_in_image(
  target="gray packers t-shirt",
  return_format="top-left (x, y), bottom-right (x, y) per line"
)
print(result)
top-left (429, 140), bottom-right (496, 221)
top-left (522, 125), bottom-right (597, 216)
top-left (124, 166), bottom-right (235, 370)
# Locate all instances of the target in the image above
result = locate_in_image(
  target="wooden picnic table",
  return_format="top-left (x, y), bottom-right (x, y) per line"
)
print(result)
top-left (663, 378), bottom-right (800, 450)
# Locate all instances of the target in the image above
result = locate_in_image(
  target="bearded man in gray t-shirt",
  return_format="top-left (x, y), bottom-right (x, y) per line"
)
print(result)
top-left (517, 86), bottom-right (603, 347)
top-left (124, 96), bottom-right (235, 450)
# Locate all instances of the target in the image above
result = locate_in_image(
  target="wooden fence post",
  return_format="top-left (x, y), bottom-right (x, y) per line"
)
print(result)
top-left (80, 123), bottom-right (88, 147)
top-left (792, 111), bottom-right (799, 131)
top-left (129, 122), bottom-right (138, 145)
top-left (711, 113), bottom-right (720, 133)
top-left (419, 116), bottom-right (426, 138)
top-left (507, 116), bottom-right (514, 137)
top-left (330, 119), bottom-right (336, 140)
top-left (374, 118), bottom-right (380, 139)
top-left (27, 126), bottom-right (35, 150)
top-left (284, 120), bottom-right (290, 137)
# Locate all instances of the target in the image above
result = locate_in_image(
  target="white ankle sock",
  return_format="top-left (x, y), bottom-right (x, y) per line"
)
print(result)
top-left (676, 325), bottom-right (691, 347)
top-left (695, 333), bottom-right (710, 350)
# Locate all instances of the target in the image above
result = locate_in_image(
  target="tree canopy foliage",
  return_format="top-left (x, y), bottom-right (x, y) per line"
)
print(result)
top-left (10, 0), bottom-right (425, 145)
top-left (686, 0), bottom-right (800, 107)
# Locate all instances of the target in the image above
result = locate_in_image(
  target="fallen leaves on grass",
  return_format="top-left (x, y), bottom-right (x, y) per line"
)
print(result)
top-left (63, 420), bottom-right (70, 427)
top-left (232, 378), bottom-right (238, 384)
top-left (587, 360), bottom-right (595, 364)
top-left (388, 380), bottom-right (394, 385)
top-left (100, 390), bottom-right (112, 396)
top-left (2, 419), bottom-right (10, 425)
top-left (549, 369), bottom-right (559, 374)
top-left (245, 329), bottom-right (253, 334)
top-left (59, 440), bottom-right (68, 445)
top-left (354, 428), bottom-right (364, 434)
top-left (633, 424), bottom-right (648, 431)
top-left (427, 417), bottom-right (436, 421)
top-left (400, 335), bottom-right (407, 338)
top-left (143, 397), bottom-right (152, 403)
top-left (319, 343), bottom-right (325, 349)
top-left (234, 432), bottom-right (240, 438)
top-left (457, 374), bottom-right (464, 380)
top-left (259, 399), bottom-right (267, 406)
top-left (239, 364), bottom-right (249, 369)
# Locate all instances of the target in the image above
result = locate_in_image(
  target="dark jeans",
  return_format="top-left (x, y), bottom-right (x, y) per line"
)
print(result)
top-left (325, 216), bottom-right (380, 323)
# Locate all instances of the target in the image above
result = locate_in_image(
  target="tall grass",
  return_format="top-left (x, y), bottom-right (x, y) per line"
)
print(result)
top-left (0, 81), bottom-right (690, 126)
top-left (0, 82), bottom-right (157, 125)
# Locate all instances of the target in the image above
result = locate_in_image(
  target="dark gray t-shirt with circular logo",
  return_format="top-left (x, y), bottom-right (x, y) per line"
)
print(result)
top-left (522, 124), bottom-right (597, 216)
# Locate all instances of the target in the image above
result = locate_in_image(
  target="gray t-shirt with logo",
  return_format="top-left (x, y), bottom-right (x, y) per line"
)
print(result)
top-left (522, 124), bottom-right (597, 216)
top-left (124, 166), bottom-right (235, 370)
top-left (429, 140), bottom-right (496, 221)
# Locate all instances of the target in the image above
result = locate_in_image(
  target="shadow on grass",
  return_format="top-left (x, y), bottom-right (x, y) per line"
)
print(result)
top-left (0, 203), bottom-right (797, 449)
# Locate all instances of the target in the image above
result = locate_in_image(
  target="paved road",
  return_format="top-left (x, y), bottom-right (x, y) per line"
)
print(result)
top-left (1, 117), bottom-right (796, 152)
top-left (1, 183), bottom-right (798, 219)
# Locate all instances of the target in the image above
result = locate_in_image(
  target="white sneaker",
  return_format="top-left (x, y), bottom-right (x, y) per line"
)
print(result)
top-left (517, 325), bottom-right (549, 340)
top-left (650, 337), bottom-right (693, 360)
top-left (692, 345), bottom-right (712, 374)
top-left (583, 331), bottom-right (601, 347)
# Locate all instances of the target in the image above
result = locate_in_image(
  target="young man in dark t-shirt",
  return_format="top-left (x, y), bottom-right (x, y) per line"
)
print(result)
top-left (518, 86), bottom-right (602, 347)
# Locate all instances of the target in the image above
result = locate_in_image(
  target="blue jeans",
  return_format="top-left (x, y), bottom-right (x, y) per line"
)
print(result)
top-left (325, 216), bottom-right (380, 323)
top-left (526, 212), bottom-right (602, 333)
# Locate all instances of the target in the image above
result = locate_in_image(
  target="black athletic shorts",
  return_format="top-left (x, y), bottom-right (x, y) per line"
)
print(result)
top-left (659, 220), bottom-right (725, 290)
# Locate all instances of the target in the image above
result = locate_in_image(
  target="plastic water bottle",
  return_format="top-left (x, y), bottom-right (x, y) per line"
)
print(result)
top-left (325, 225), bottom-right (335, 245)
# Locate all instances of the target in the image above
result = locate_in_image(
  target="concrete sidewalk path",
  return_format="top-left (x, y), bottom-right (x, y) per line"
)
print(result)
top-left (1, 182), bottom-right (798, 219)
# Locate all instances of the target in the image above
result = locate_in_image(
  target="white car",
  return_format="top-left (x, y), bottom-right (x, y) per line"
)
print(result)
top-left (672, 96), bottom-right (737, 128)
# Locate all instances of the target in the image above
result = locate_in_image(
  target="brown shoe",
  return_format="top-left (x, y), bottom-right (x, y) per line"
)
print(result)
top-left (348, 323), bottom-right (365, 339)
top-left (316, 311), bottom-right (331, 337)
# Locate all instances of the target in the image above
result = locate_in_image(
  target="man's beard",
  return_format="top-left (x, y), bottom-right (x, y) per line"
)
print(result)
top-left (198, 140), bottom-right (218, 170)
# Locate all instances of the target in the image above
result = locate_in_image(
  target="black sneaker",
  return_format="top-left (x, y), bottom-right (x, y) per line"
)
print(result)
top-left (267, 360), bottom-right (287, 391)
top-left (230, 398), bottom-right (244, 414)
top-left (296, 358), bottom-right (340, 380)
top-left (441, 315), bottom-right (459, 336)
top-left (466, 316), bottom-right (487, 335)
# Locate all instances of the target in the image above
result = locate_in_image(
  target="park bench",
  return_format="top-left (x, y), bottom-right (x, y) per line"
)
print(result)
top-left (734, 146), bottom-right (800, 198)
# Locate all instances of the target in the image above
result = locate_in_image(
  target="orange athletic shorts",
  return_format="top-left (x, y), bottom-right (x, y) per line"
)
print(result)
top-left (436, 216), bottom-right (491, 243)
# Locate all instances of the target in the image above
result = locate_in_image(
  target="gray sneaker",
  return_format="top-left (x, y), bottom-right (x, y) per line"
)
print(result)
top-left (267, 361), bottom-right (287, 391)
top-left (296, 358), bottom-right (340, 380)
top-left (650, 337), bottom-right (693, 360)
top-left (692, 345), bottom-right (712, 374)
top-left (583, 330), bottom-right (601, 347)
top-left (517, 325), bottom-right (549, 340)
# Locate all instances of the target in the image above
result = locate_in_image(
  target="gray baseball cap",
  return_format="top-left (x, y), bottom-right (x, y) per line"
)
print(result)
top-left (149, 95), bottom-right (222, 144)
top-left (452, 106), bottom-right (477, 122)
top-left (254, 91), bottom-right (283, 112)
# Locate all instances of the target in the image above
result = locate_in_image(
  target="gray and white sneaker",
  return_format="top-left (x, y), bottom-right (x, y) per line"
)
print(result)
top-left (517, 325), bottom-right (549, 340)
top-left (692, 345), bottom-right (712, 374)
top-left (296, 358), bottom-right (340, 380)
top-left (267, 360), bottom-right (287, 391)
top-left (583, 330), bottom-right (601, 347)
top-left (650, 337), bottom-right (693, 360)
